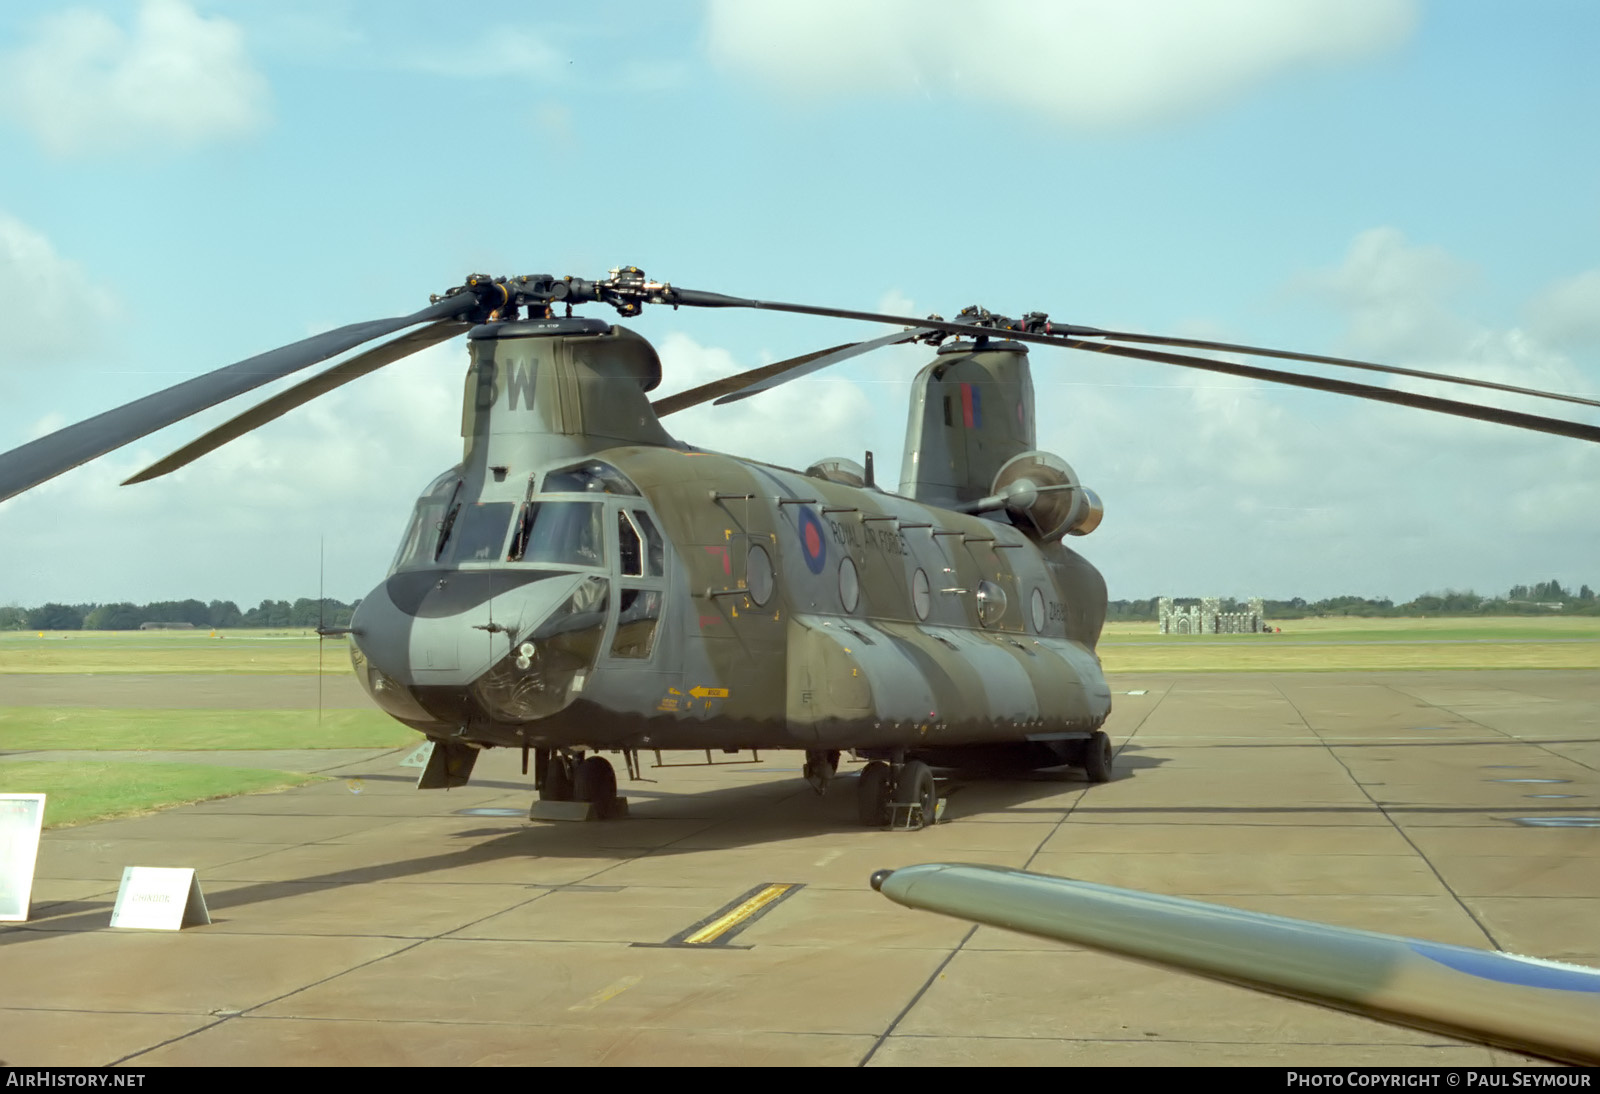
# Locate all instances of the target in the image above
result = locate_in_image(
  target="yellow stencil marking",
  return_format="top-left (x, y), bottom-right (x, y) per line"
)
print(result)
top-left (683, 884), bottom-right (794, 945)
top-left (568, 974), bottom-right (643, 1011)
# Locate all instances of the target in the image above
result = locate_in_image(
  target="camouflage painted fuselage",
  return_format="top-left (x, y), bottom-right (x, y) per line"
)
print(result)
top-left (348, 317), bottom-right (1111, 755)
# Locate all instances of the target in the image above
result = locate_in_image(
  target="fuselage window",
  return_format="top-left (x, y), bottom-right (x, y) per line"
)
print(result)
top-left (508, 501), bottom-right (605, 567)
top-left (913, 568), bottom-right (931, 621)
top-left (747, 543), bottom-right (775, 606)
top-left (839, 555), bottom-right (860, 613)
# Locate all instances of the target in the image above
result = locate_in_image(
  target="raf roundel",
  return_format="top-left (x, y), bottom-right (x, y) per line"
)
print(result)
top-left (797, 506), bottom-right (827, 575)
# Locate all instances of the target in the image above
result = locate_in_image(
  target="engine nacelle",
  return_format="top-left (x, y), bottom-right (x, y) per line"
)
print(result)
top-left (989, 451), bottom-right (1103, 540)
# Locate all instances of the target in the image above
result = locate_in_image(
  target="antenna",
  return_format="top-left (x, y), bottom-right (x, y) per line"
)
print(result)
top-left (317, 536), bottom-right (324, 727)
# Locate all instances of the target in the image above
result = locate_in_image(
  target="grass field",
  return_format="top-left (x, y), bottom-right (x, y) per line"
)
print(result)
top-left (0, 630), bottom-right (400, 826)
top-left (1097, 616), bottom-right (1600, 672)
top-left (0, 761), bottom-right (317, 829)
top-left (0, 708), bottom-right (415, 751)
top-left (0, 629), bottom-right (349, 675)
top-left (2, 618), bottom-right (1595, 827)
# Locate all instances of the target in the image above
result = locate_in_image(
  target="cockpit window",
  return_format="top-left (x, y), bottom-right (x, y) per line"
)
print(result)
top-left (439, 502), bottom-right (515, 562)
top-left (619, 511), bottom-right (643, 577)
top-left (391, 473), bottom-right (462, 573)
top-left (508, 501), bottom-right (605, 567)
top-left (634, 510), bottom-right (665, 577)
top-left (542, 460), bottom-right (641, 496)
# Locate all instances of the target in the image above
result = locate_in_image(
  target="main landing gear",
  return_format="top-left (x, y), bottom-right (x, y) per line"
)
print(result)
top-left (856, 755), bottom-right (939, 830)
top-left (532, 749), bottom-right (625, 820)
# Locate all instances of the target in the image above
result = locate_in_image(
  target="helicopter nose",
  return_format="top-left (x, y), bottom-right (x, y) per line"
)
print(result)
top-left (349, 569), bottom-right (587, 690)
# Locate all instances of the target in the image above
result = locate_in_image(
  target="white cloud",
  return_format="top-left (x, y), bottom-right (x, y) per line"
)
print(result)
top-left (0, 213), bottom-right (119, 365)
top-left (1298, 227), bottom-right (1478, 359)
top-left (405, 29), bottom-right (565, 80)
top-left (653, 330), bottom-right (896, 475)
top-left (1046, 230), bottom-right (1600, 601)
top-left (0, 0), bottom-right (269, 156)
top-left (0, 337), bottom-right (465, 605)
top-left (705, 0), bottom-right (1416, 130)
top-left (1527, 269), bottom-right (1600, 348)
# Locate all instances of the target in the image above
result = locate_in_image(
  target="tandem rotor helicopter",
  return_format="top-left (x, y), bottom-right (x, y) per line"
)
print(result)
top-left (3, 267), bottom-right (1598, 828)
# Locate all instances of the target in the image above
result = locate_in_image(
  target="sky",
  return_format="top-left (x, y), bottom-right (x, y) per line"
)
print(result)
top-left (0, 0), bottom-right (1596, 609)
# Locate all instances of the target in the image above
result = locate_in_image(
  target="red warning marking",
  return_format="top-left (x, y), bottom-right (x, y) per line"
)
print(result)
top-left (702, 545), bottom-right (731, 574)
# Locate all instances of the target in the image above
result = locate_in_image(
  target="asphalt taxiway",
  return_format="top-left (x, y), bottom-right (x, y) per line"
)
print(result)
top-left (2, 669), bottom-right (1596, 1066)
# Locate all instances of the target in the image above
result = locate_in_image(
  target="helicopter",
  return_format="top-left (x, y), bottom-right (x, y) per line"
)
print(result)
top-left (2, 267), bottom-right (1598, 829)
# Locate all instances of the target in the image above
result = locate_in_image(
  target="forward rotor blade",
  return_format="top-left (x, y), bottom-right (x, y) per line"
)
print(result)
top-left (714, 327), bottom-right (935, 406)
top-left (648, 289), bottom-right (1600, 444)
top-left (650, 327), bottom-right (933, 417)
top-left (1082, 329), bottom-right (1600, 412)
top-left (0, 294), bottom-right (475, 504)
top-left (124, 320), bottom-right (471, 485)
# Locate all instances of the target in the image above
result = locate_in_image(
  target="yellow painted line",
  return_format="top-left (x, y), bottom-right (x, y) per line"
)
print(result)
top-left (567, 974), bottom-right (642, 1012)
top-left (682, 883), bottom-right (795, 945)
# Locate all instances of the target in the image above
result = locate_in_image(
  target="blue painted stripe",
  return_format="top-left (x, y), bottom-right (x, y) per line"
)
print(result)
top-left (1409, 942), bottom-right (1600, 992)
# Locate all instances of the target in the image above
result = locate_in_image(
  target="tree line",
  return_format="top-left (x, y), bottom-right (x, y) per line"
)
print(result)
top-left (0, 598), bottom-right (357, 631)
top-left (1109, 580), bottom-right (1599, 622)
top-left (4, 580), bottom-right (1595, 631)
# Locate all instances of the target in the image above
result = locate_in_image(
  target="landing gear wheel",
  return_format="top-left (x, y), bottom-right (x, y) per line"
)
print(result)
top-left (573, 756), bottom-right (618, 818)
top-left (540, 754), bottom-right (574, 801)
top-left (1083, 730), bottom-right (1113, 783)
top-left (895, 759), bottom-right (938, 829)
top-left (857, 761), bottom-right (892, 827)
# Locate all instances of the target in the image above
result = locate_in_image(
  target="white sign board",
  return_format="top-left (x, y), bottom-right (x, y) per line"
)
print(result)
top-left (0, 794), bottom-right (46, 922)
top-left (110, 867), bottom-right (211, 930)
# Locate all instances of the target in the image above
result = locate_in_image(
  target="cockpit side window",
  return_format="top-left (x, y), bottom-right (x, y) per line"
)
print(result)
top-left (633, 510), bottom-right (665, 577)
top-left (391, 473), bottom-right (462, 573)
top-left (507, 501), bottom-right (605, 567)
top-left (618, 511), bottom-right (643, 577)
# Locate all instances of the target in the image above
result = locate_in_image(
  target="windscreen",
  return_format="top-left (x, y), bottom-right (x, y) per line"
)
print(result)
top-left (507, 501), bottom-right (605, 567)
top-left (440, 502), bottom-right (516, 563)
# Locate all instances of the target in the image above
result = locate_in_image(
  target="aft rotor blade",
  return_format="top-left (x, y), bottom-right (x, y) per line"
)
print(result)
top-left (873, 863), bottom-right (1600, 1066)
top-left (1081, 329), bottom-right (1600, 412)
top-left (124, 320), bottom-right (471, 485)
top-left (0, 294), bottom-right (475, 504)
top-left (647, 288), bottom-right (1600, 440)
top-left (650, 328), bottom-right (933, 417)
top-left (1048, 334), bottom-right (1600, 444)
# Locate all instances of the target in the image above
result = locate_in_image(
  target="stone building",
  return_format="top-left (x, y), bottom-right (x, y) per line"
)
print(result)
top-left (1158, 596), bottom-right (1266, 634)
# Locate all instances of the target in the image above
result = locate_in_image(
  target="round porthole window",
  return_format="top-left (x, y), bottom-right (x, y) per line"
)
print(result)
top-left (839, 556), bottom-right (860, 613)
top-left (976, 580), bottom-right (1008, 628)
top-left (747, 544), bottom-right (774, 606)
top-left (1031, 588), bottom-right (1046, 632)
top-left (913, 568), bottom-right (931, 620)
